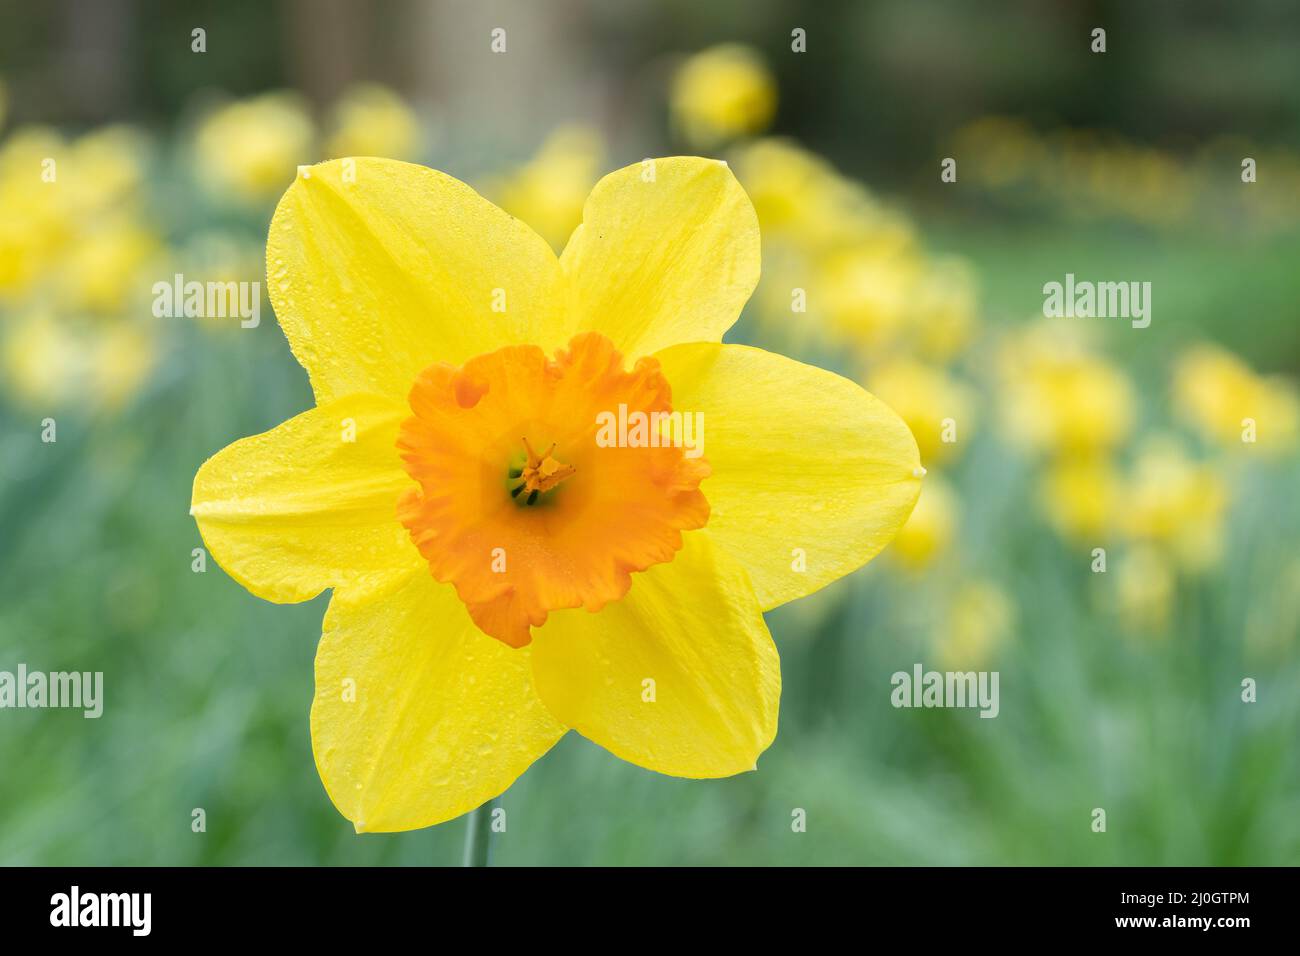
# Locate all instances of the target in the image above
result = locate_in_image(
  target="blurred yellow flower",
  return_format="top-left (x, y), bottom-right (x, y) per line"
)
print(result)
top-left (819, 243), bottom-right (921, 352)
top-left (57, 214), bottom-right (161, 315)
top-left (0, 125), bottom-right (152, 300)
top-left (911, 257), bottom-right (979, 363)
top-left (1172, 343), bottom-right (1299, 454)
top-left (483, 124), bottom-right (605, 252)
top-left (935, 579), bottom-right (1015, 670)
top-left (1038, 455), bottom-right (1123, 544)
top-left (195, 92), bottom-right (314, 203)
top-left (90, 321), bottom-right (158, 411)
top-left (1, 313), bottom-right (80, 406)
top-left (0, 122), bottom-right (161, 412)
top-left (950, 116), bottom-right (1045, 189)
top-left (868, 358), bottom-right (976, 466)
top-left (1, 312), bottom-right (156, 413)
top-left (325, 83), bottom-right (421, 161)
top-left (999, 322), bottom-right (1135, 457)
top-left (732, 137), bottom-right (978, 365)
top-left (891, 471), bottom-right (955, 570)
top-left (65, 125), bottom-right (150, 214)
top-left (672, 44), bottom-right (776, 147)
top-left (733, 138), bottom-right (915, 254)
top-left (1115, 545), bottom-right (1175, 635)
top-left (0, 128), bottom-right (75, 298)
top-left (1123, 436), bottom-right (1227, 573)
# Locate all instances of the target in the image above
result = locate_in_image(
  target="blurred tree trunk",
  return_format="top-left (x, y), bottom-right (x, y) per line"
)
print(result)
top-left (61, 0), bottom-right (133, 122)
top-left (285, 0), bottom-right (364, 107)
top-left (406, 0), bottom-right (600, 150)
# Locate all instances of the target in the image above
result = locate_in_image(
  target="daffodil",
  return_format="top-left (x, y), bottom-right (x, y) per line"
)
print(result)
top-left (194, 92), bottom-right (314, 204)
top-left (56, 214), bottom-right (161, 315)
top-left (1171, 343), bottom-right (1299, 454)
top-left (733, 138), bottom-right (915, 255)
top-left (325, 84), bottom-right (422, 162)
top-left (191, 156), bottom-right (922, 831)
top-left (1114, 545), bottom-right (1175, 635)
top-left (819, 243), bottom-right (922, 352)
top-left (1122, 436), bottom-right (1227, 574)
top-left (482, 124), bottom-right (605, 252)
top-left (89, 321), bottom-right (158, 412)
top-left (935, 579), bottom-right (1014, 670)
top-left (911, 257), bottom-right (979, 364)
top-left (2, 312), bottom-right (80, 407)
top-left (889, 470), bottom-right (954, 570)
top-left (998, 321), bottom-right (1135, 457)
top-left (867, 359), bottom-right (975, 466)
top-left (671, 45), bottom-right (776, 147)
top-left (950, 116), bottom-right (1045, 190)
top-left (0, 310), bottom-right (155, 412)
top-left (1038, 455), bottom-right (1122, 544)
top-left (0, 125), bottom-right (152, 301)
top-left (0, 127), bottom-right (77, 299)
top-left (0, 122), bottom-right (162, 413)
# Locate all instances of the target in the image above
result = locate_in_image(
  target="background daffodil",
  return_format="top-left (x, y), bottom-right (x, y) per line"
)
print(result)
top-left (191, 155), bottom-right (923, 832)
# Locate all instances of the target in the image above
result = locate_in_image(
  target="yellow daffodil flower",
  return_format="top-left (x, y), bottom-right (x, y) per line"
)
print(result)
top-left (950, 116), bottom-right (1045, 190)
top-left (867, 359), bottom-right (975, 466)
top-left (911, 257), bottom-right (979, 364)
top-left (733, 138), bottom-right (915, 255)
top-left (194, 92), bottom-right (314, 204)
top-left (1, 311), bottom-right (157, 413)
top-left (482, 124), bottom-right (605, 252)
top-left (57, 215), bottom-right (161, 315)
top-left (1115, 545), bottom-right (1175, 635)
top-left (671, 45), bottom-right (776, 147)
top-left (819, 243), bottom-right (923, 352)
top-left (1171, 343), bottom-right (1299, 454)
top-left (0, 127), bottom-right (76, 299)
top-left (325, 84), bottom-right (422, 162)
top-left (64, 125), bottom-right (151, 215)
top-left (0, 121), bottom-right (162, 414)
top-left (1038, 455), bottom-right (1123, 544)
top-left (935, 579), bottom-right (1014, 670)
top-left (890, 470), bottom-right (953, 570)
top-left (998, 322), bottom-right (1135, 457)
top-left (1122, 436), bottom-right (1227, 574)
top-left (90, 321), bottom-right (158, 412)
top-left (2, 312), bottom-right (80, 407)
top-left (190, 156), bottom-right (922, 832)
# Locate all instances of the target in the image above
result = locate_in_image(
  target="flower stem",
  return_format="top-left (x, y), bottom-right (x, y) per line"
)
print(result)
top-left (461, 798), bottom-right (495, 867)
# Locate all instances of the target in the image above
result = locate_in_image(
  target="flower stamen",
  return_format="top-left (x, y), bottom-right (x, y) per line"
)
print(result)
top-left (512, 437), bottom-right (576, 504)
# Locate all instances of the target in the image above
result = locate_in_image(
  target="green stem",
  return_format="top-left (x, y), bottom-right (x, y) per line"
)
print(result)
top-left (461, 798), bottom-right (496, 867)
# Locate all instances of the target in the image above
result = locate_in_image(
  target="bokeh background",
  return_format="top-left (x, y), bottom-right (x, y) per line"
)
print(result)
top-left (2, 0), bottom-right (1298, 865)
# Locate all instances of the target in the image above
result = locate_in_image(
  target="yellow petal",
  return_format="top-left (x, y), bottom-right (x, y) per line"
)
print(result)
top-left (530, 532), bottom-right (779, 777)
top-left (267, 158), bottom-right (566, 404)
top-left (656, 342), bottom-right (922, 609)
top-left (561, 156), bottom-right (759, 359)
top-left (191, 394), bottom-right (415, 603)
top-left (312, 568), bottom-right (566, 832)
